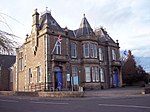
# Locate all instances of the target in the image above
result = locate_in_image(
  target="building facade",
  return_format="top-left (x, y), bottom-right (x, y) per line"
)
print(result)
top-left (15, 9), bottom-right (122, 91)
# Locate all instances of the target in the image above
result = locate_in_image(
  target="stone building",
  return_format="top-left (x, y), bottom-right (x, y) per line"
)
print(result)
top-left (15, 9), bottom-right (122, 91)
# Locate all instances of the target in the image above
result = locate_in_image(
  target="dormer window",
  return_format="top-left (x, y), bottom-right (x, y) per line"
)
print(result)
top-left (51, 20), bottom-right (56, 26)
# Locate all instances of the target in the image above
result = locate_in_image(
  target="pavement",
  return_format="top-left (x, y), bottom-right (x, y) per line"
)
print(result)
top-left (0, 87), bottom-right (150, 112)
top-left (84, 87), bottom-right (145, 97)
top-left (0, 87), bottom-right (149, 99)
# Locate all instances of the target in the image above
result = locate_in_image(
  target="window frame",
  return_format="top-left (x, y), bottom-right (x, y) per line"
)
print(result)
top-left (71, 42), bottom-right (77, 58)
top-left (93, 44), bottom-right (97, 58)
top-left (83, 44), bottom-right (89, 58)
top-left (92, 66), bottom-right (99, 82)
top-left (112, 49), bottom-right (116, 61)
top-left (56, 41), bottom-right (61, 54)
top-left (29, 68), bottom-right (32, 83)
top-left (18, 52), bottom-right (24, 71)
top-left (100, 68), bottom-right (105, 82)
top-left (99, 47), bottom-right (103, 61)
top-left (37, 66), bottom-right (41, 82)
top-left (85, 66), bottom-right (91, 82)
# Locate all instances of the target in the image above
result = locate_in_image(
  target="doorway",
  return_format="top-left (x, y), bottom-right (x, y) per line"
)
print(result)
top-left (54, 66), bottom-right (63, 90)
top-left (113, 70), bottom-right (118, 87)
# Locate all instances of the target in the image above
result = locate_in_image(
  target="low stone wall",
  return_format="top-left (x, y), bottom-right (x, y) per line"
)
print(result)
top-left (0, 91), bottom-right (15, 96)
top-left (15, 91), bottom-right (38, 97)
top-left (0, 91), bottom-right (84, 98)
top-left (38, 91), bottom-right (84, 98)
top-left (141, 87), bottom-right (150, 94)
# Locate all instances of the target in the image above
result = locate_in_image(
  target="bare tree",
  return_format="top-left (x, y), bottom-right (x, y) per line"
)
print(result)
top-left (0, 12), bottom-right (20, 55)
top-left (0, 30), bottom-right (18, 54)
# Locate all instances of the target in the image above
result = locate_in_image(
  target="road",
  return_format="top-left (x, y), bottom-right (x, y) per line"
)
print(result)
top-left (0, 95), bottom-right (150, 112)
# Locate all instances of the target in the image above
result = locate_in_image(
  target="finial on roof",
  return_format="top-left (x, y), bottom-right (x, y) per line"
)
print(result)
top-left (116, 40), bottom-right (118, 43)
top-left (35, 8), bottom-right (37, 12)
top-left (83, 13), bottom-right (85, 17)
top-left (46, 7), bottom-right (48, 11)
top-left (45, 7), bottom-right (51, 14)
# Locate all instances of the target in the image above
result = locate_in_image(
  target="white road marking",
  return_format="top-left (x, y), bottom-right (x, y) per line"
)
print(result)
top-left (0, 99), bottom-right (19, 103)
top-left (31, 101), bottom-right (69, 105)
top-left (98, 104), bottom-right (150, 109)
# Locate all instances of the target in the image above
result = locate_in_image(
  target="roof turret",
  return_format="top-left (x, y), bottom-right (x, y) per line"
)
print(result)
top-left (39, 8), bottom-right (63, 32)
top-left (76, 14), bottom-right (94, 37)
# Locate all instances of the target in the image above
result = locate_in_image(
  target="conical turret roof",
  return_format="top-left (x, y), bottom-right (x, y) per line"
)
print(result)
top-left (76, 14), bottom-right (94, 37)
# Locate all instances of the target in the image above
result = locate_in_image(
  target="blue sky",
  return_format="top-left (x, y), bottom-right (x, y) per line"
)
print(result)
top-left (0, 0), bottom-right (150, 70)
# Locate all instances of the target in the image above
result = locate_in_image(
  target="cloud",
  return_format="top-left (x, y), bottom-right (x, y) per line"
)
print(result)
top-left (0, 0), bottom-right (150, 58)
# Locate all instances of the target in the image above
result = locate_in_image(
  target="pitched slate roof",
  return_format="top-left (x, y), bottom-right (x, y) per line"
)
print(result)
top-left (0, 55), bottom-right (16, 68)
top-left (76, 14), bottom-right (94, 37)
top-left (39, 11), bottom-right (63, 32)
top-left (98, 28), bottom-right (115, 43)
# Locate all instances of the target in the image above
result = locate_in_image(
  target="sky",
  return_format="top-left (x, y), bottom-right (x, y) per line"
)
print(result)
top-left (0, 0), bottom-right (150, 71)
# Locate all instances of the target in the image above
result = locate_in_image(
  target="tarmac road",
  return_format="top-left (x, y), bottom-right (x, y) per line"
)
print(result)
top-left (0, 94), bottom-right (150, 112)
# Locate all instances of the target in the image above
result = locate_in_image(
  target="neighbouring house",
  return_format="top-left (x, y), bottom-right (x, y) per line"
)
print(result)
top-left (0, 54), bottom-right (16, 91)
top-left (14, 9), bottom-right (122, 91)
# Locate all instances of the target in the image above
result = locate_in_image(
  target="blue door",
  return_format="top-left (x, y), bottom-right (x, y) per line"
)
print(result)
top-left (57, 71), bottom-right (63, 89)
top-left (54, 67), bottom-right (63, 90)
top-left (114, 71), bottom-right (118, 87)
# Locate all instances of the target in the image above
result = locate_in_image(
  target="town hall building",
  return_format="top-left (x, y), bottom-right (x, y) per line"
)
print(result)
top-left (14, 9), bottom-right (122, 91)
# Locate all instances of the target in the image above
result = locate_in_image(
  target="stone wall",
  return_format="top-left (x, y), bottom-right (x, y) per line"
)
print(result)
top-left (0, 91), bottom-right (84, 98)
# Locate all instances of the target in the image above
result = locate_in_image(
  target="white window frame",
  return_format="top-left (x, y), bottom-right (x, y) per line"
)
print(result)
top-left (71, 43), bottom-right (77, 58)
top-left (99, 48), bottom-right (103, 61)
top-left (56, 42), bottom-right (61, 54)
top-left (29, 68), bottom-right (32, 83)
top-left (83, 44), bottom-right (89, 58)
top-left (85, 66), bottom-right (91, 82)
top-left (37, 66), bottom-right (41, 82)
top-left (92, 66), bottom-right (99, 82)
top-left (92, 67), bottom-right (95, 82)
top-left (18, 52), bottom-right (24, 71)
top-left (93, 44), bottom-right (97, 58)
top-left (112, 49), bottom-right (116, 61)
top-left (100, 68), bottom-right (105, 82)
top-left (72, 66), bottom-right (78, 76)
top-left (90, 44), bottom-right (94, 58)
top-left (95, 67), bottom-right (99, 82)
